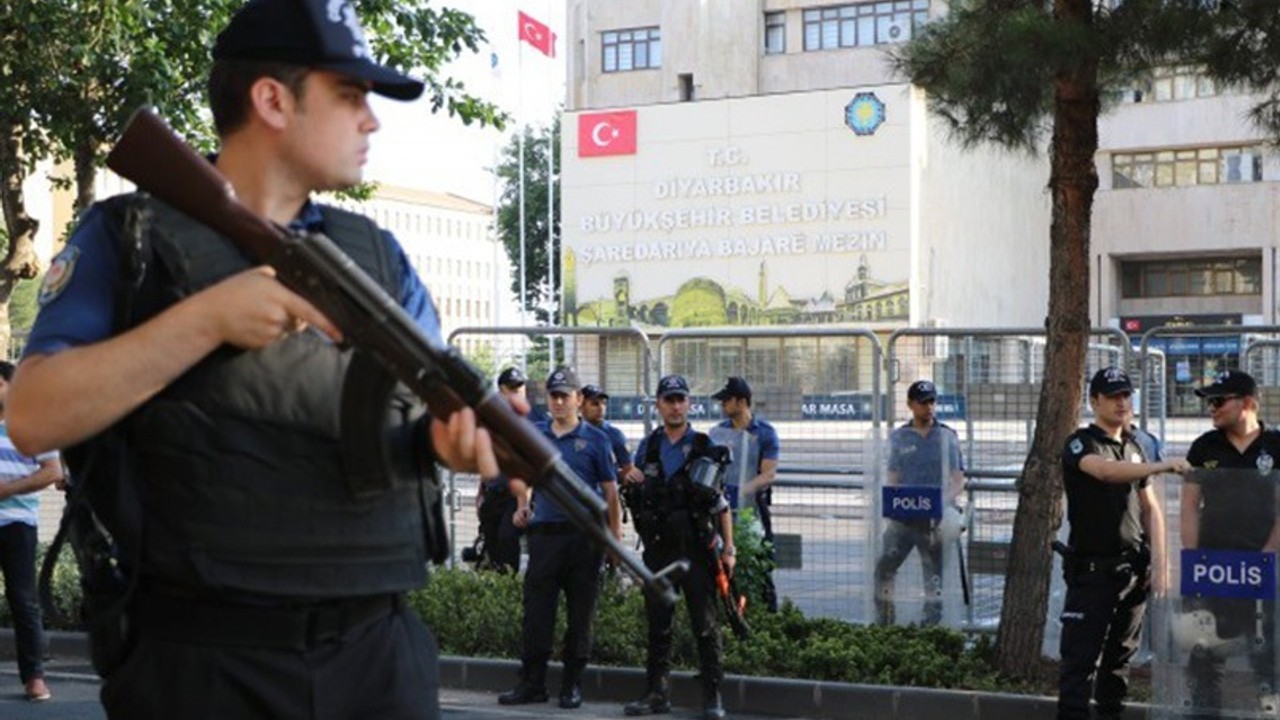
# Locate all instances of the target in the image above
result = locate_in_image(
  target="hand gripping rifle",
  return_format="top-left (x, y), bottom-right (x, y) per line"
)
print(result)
top-left (104, 107), bottom-right (685, 605)
top-left (711, 541), bottom-right (750, 639)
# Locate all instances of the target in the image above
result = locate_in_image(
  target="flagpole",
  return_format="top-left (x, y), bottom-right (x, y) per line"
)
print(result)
top-left (517, 38), bottom-right (528, 336)
top-left (546, 5), bottom-right (557, 368)
top-left (547, 118), bottom-right (556, 367)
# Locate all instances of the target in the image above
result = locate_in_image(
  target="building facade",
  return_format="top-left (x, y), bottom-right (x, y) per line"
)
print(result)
top-left (561, 0), bottom-right (1053, 340)
top-left (562, 2), bottom-right (1280, 412)
top-left (1093, 69), bottom-right (1280, 415)
top-left (328, 185), bottom-right (514, 359)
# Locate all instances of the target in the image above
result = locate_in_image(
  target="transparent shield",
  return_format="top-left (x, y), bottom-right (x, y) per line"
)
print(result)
top-left (871, 421), bottom-right (967, 628)
top-left (1152, 467), bottom-right (1280, 719)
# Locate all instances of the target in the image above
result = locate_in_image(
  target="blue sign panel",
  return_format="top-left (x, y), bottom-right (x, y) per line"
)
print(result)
top-left (882, 485), bottom-right (943, 521)
top-left (1139, 337), bottom-right (1241, 356)
top-left (607, 395), bottom-right (723, 421)
top-left (1181, 549), bottom-right (1276, 600)
top-left (801, 394), bottom-right (877, 420)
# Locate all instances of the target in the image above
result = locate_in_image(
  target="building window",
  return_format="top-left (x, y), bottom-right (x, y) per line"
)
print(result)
top-left (1112, 145), bottom-right (1264, 189)
top-left (1119, 65), bottom-right (1219, 104)
top-left (802, 1), bottom-right (928, 51)
top-left (602, 27), bottom-right (661, 72)
top-left (1120, 257), bottom-right (1262, 299)
top-left (765, 12), bottom-right (786, 55)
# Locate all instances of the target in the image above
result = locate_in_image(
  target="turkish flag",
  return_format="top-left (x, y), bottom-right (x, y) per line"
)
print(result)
top-left (577, 111), bottom-right (638, 157)
top-left (518, 11), bottom-right (556, 58)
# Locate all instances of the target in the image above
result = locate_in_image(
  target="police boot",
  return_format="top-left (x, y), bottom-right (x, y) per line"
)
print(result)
top-left (701, 678), bottom-right (726, 720)
top-left (559, 660), bottom-right (585, 709)
top-left (624, 673), bottom-right (670, 716)
top-left (499, 663), bottom-right (548, 705)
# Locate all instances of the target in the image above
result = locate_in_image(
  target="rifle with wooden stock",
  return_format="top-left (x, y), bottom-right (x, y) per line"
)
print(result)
top-left (104, 107), bottom-right (685, 605)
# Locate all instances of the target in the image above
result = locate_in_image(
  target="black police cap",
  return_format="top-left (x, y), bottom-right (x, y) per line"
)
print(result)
top-left (711, 376), bottom-right (752, 401)
top-left (214, 0), bottom-right (425, 101)
top-left (497, 367), bottom-right (527, 388)
top-left (1195, 369), bottom-right (1257, 398)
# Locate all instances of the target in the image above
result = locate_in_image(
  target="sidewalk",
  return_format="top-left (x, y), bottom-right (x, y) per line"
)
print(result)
top-left (0, 630), bottom-right (1149, 719)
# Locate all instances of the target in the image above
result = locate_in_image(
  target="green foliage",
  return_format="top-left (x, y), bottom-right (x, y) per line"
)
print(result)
top-left (25, 557), bottom-right (1006, 691)
top-left (891, 0), bottom-right (1280, 152)
top-left (495, 116), bottom-right (562, 322)
top-left (10, 278), bottom-right (42, 334)
top-left (730, 508), bottom-right (776, 610)
top-left (408, 567), bottom-right (525, 657)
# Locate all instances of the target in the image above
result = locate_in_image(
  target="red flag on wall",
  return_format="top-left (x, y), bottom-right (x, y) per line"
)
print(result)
top-left (518, 10), bottom-right (556, 58)
top-left (577, 111), bottom-right (638, 157)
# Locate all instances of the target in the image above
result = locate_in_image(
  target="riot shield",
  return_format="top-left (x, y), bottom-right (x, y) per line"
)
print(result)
top-left (707, 423), bottom-right (768, 520)
top-left (1152, 467), bottom-right (1280, 719)
top-left (871, 422), bottom-right (967, 627)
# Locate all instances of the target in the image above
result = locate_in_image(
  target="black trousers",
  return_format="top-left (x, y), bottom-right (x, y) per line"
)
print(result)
top-left (1056, 562), bottom-right (1148, 720)
top-left (478, 493), bottom-right (521, 572)
top-left (102, 603), bottom-right (440, 720)
top-left (641, 532), bottom-right (723, 685)
top-left (519, 527), bottom-right (604, 683)
top-left (0, 522), bottom-right (44, 684)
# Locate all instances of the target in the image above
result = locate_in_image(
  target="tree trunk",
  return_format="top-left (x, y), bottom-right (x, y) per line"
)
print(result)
top-left (72, 134), bottom-right (98, 222)
top-left (0, 120), bottom-right (47, 359)
top-left (994, 0), bottom-right (1100, 677)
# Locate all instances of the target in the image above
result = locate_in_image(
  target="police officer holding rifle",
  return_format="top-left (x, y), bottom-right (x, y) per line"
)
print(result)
top-left (8, 1), bottom-right (677, 718)
top-left (624, 375), bottom-right (733, 720)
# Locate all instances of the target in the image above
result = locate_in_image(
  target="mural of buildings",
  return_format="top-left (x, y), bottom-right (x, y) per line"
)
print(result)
top-left (567, 254), bottom-right (907, 329)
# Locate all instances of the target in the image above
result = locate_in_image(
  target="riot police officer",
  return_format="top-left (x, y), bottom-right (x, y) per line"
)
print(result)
top-left (624, 374), bottom-right (734, 720)
top-left (708, 376), bottom-right (780, 612)
top-left (1057, 367), bottom-right (1187, 720)
top-left (1181, 369), bottom-right (1280, 717)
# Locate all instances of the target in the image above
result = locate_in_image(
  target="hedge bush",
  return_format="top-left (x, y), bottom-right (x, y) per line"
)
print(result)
top-left (11, 537), bottom-right (1005, 692)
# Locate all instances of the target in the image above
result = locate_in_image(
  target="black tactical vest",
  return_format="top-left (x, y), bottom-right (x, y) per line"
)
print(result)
top-left (114, 196), bottom-right (432, 598)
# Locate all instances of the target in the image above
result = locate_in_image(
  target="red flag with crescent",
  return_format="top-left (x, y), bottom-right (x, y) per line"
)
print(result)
top-left (518, 10), bottom-right (556, 58)
top-left (577, 111), bottom-right (637, 157)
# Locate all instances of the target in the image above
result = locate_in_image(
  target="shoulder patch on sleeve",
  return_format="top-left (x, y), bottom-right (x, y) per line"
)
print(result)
top-left (1068, 437), bottom-right (1085, 456)
top-left (38, 246), bottom-right (81, 307)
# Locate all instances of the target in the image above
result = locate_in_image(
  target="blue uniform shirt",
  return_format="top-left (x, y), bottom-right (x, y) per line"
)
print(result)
top-left (1130, 425), bottom-right (1163, 463)
top-left (635, 425), bottom-right (697, 478)
top-left (525, 406), bottom-right (551, 427)
top-left (25, 201), bottom-right (443, 357)
top-left (531, 419), bottom-right (616, 525)
top-left (596, 421), bottom-right (631, 470)
top-left (887, 421), bottom-right (964, 487)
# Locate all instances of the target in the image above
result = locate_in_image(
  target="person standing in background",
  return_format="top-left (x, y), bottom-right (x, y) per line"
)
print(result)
top-left (874, 380), bottom-right (965, 626)
top-left (708, 376), bottom-right (780, 611)
top-left (0, 360), bottom-right (62, 702)
top-left (500, 368), bottom-right (619, 710)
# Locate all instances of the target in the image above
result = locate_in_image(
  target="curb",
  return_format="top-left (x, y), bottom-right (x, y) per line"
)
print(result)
top-left (2, 630), bottom-right (1149, 719)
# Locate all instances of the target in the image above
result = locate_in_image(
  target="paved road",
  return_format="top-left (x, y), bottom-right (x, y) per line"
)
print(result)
top-left (0, 661), bottom-right (802, 720)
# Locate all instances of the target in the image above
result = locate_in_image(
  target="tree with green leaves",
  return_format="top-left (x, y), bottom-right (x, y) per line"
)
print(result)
top-left (894, 0), bottom-right (1280, 675)
top-left (495, 116), bottom-right (561, 324)
top-left (0, 0), bottom-right (504, 357)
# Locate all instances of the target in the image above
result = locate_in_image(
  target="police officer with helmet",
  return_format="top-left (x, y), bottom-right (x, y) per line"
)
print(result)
top-left (1057, 367), bottom-right (1188, 720)
top-left (623, 374), bottom-right (734, 720)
